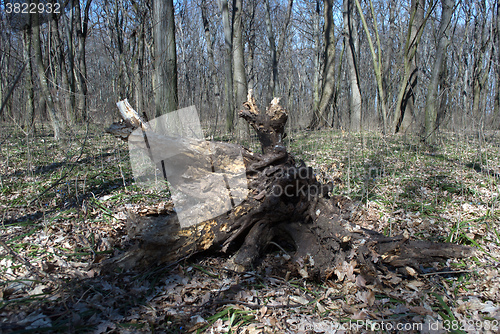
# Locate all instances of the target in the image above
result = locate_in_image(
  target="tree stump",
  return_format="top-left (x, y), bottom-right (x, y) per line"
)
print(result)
top-left (105, 93), bottom-right (473, 282)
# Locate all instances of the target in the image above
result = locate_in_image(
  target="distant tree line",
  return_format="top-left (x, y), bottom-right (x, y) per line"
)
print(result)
top-left (0, 0), bottom-right (498, 142)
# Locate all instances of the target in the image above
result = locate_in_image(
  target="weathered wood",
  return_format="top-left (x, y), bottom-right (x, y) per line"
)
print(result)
top-left (104, 93), bottom-right (473, 281)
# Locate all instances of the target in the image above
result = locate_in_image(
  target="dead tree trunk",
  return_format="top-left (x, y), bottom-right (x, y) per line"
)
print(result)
top-left (105, 94), bottom-right (472, 282)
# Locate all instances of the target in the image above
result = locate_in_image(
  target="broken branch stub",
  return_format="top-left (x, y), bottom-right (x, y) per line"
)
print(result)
top-left (110, 102), bottom-right (248, 228)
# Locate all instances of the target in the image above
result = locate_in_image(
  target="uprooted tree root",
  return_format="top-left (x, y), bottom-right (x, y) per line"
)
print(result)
top-left (104, 93), bottom-right (473, 283)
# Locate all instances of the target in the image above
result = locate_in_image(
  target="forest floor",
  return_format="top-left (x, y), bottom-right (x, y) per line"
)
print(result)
top-left (1, 125), bottom-right (500, 333)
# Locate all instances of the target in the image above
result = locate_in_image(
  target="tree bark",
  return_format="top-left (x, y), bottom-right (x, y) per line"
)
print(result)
top-left (494, 0), bottom-right (500, 125)
top-left (424, 0), bottom-right (454, 142)
top-left (264, 0), bottom-right (278, 105)
top-left (132, 13), bottom-right (145, 116)
top-left (0, 59), bottom-right (3, 121)
top-left (23, 25), bottom-right (35, 130)
top-left (50, 12), bottom-right (74, 125)
top-left (471, 0), bottom-right (492, 120)
top-left (153, 0), bottom-right (178, 117)
top-left (264, 0), bottom-right (293, 104)
top-left (343, 0), bottom-right (362, 132)
top-left (220, 0), bottom-right (234, 132)
top-left (354, 0), bottom-right (388, 133)
top-left (232, 0), bottom-right (249, 139)
top-left (232, 0), bottom-right (247, 111)
top-left (201, 2), bottom-right (220, 107)
top-left (382, 0), bottom-right (396, 112)
top-left (108, 0), bottom-right (132, 100)
top-left (312, 0), bottom-right (321, 122)
top-left (105, 93), bottom-right (473, 282)
top-left (393, 0), bottom-right (428, 134)
top-left (32, 2), bottom-right (62, 140)
top-left (246, 0), bottom-right (257, 92)
top-left (309, 0), bottom-right (336, 129)
top-left (61, 1), bottom-right (76, 118)
top-left (74, 0), bottom-right (92, 122)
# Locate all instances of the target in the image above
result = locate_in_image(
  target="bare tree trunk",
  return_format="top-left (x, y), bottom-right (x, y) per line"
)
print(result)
top-left (312, 0), bottom-right (321, 121)
top-left (354, 0), bottom-right (388, 133)
top-left (471, 0), bottom-right (492, 121)
top-left (201, 2), bottom-right (222, 131)
top-left (61, 1), bottom-right (76, 118)
top-left (380, 1), bottom-right (395, 132)
top-left (264, 0), bottom-right (293, 104)
top-left (393, 0), bottom-right (428, 134)
top-left (220, 0), bottom-right (234, 132)
top-left (264, 0), bottom-right (277, 104)
top-left (201, 2), bottom-right (220, 108)
top-left (494, 0), bottom-right (500, 125)
top-left (382, 0), bottom-right (396, 111)
top-left (232, 0), bottom-right (249, 139)
top-left (130, 20), bottom-right (145, 119)
top-left (74, 0), bottom-right (92, 122)
top-left (109, 0), bottom-right (132, 100)
top-left (153, 0), bottom-right (178, 117)
top-left (130, 6), bottom-right (146, 117)
top-left (246, 0), bottom-right (257, 92)
top-left (333, 43), bottom-right (345, 128)
top-left (51, 12), bottom-right (74, 125)
top-left (343, 0), bottom-right (362, 131)
top-left (232, 0), bottom-right (247, 107)
top-left (309, 0), bottom-right (336, 129)
top-left (424, 0), bottom-right (454, 142)
top-left (23, 26), bottom-right (35, 130)
top-left (32, 3), bottom-right (62, 140)
top-left (0, 60), bottom-right (3, 121)
top-left (437, 58), bottom-right (450, 126)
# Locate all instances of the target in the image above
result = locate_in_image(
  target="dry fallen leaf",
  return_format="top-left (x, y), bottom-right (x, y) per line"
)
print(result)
top-left (406, 280), bottom-right (424, 291)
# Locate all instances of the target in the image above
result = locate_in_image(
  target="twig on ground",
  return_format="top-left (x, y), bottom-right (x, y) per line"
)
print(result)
top-left (0, 238), bottom-right (46, 280)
